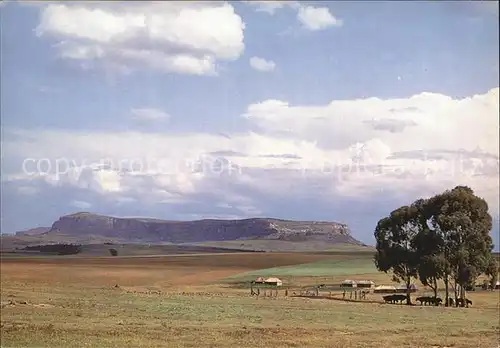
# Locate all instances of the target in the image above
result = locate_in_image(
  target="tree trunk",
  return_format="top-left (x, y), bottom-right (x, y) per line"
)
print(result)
top-left (405, 277), bottom-right (412, 305)
top-left (444, 275), bottom-right (449, 307)
top-left (460, 285), bottom-right (467, 307)
top-left (454, 282), bottom-right (459, 307)
top-left (432, 278), bottom-right (438, 305)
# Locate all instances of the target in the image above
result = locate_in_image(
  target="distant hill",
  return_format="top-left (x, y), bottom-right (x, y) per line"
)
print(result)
top-left (15, 227), bottom-right (51, 236)
top-left (5, 212), bottom-right (368, 252)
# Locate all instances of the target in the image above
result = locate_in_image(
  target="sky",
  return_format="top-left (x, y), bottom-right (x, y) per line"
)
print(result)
top-left (1, 1), bottom-right (499, 247)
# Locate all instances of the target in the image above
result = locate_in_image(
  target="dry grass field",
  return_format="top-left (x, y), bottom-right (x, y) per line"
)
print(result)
top-left (1, 252), bottom-right (499, 348)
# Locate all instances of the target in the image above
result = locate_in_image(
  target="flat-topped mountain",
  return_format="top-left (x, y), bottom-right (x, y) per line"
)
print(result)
top-left (32, 212), bottom-right (365, 246)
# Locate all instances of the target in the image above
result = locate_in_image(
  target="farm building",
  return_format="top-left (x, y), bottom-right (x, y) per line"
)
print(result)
top-left (396, 283), bottom-right (418, 293)
top-left (264, 277), bottom-right (283, 286)
top-left (340, 279), bottom-right (357, 288)
top-left (357, 280), bottom-right (375, 288)
top-left (373, 285), bottom-right (396, 294)
top-left (495, 281), bottom-right (500, 290)
top-left (254, 277), bottom-right (265, 284)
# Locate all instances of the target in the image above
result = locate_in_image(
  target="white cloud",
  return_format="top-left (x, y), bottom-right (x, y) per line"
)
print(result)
top-left (35, 2), bottom-right (245, 75)
top-left (130, 108), bottom-right (170, 122)
top-left (245, 1), bottom-right (300, 15)
top-left (297, 5), bottom-right (343, 31)
top-left (249, 56), bottom-right (276, 72)
top-left (71, 200), bottom-right (92, 210)
top-left (3, 88), bottom-right (499, 220)
top-left (245, 2), bottom-right (342, 32)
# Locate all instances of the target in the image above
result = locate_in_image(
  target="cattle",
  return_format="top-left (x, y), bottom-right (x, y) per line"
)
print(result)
top-left (382, 294), bottom-right (406, 304)
top-left (433, 297), bottom-right (443, 305)
top-left (416, 296), bottom-right (428, 305)
top-left (416, 296), bottom-right (442, 306)
top-left (456, 298), bottom-right (472, 307)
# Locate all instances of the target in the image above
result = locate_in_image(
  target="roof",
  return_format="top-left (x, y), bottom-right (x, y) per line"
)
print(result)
top-left (374, 285), bottom-right (396, 290)
top-left (265, 277), bottom-right (282, 282)
top-left (341, 279), bottom-right (356, 284)
top-left (255, 277), bottom-right (265, 282)
top-left (357, 280), bottom-right (375, 285)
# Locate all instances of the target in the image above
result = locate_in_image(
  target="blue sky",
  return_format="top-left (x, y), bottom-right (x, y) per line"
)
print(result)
top-left (1, 1), bottom-right (499, 247)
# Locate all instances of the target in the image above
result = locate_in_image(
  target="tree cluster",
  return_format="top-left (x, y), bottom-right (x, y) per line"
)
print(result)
top-left (374, 186), bottom-right (498, 306)
top-left (23, 243), bottom-right (83, 255)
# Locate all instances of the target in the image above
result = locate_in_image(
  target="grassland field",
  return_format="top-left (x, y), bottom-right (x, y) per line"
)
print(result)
top-left (1, 250), bottom-right (499, 348)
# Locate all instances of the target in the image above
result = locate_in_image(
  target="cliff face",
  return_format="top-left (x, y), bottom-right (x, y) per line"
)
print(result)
top-left (45, 212), bottom-right (364, 245)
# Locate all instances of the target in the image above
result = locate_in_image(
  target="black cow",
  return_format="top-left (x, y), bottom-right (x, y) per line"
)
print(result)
top-left (416, 296), bottom-right (429, 305)
top-left (433, 297), bottom-right (443, 305)
top-left (416, 296), bottom-right (442, 306)
top-left (383, 294), bottom-right (406, 304)
top-left (456, 298), bottom-right (473, 307)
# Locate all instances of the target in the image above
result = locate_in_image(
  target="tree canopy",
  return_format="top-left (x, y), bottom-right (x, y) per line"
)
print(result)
top-left (374, 202), bottom-right (424, 305)
top-left (374, 185), bottom-right (497, 306)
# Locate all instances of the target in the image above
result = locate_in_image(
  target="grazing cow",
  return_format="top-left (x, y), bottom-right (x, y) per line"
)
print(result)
top-left (416, 296), bottom-right (428, 305)
top-left (394, 294), bottom-right (407, 303)
top-left (383, 294), bottom-right (406, 304)
top-left (432, 297), bottom-right (443, 306)
top-left (416, 296), bottom-right (441, 306)
top-left (426, 297), bottom-right (442, 306)
top-left (456, 298), bottom-right (473, 307)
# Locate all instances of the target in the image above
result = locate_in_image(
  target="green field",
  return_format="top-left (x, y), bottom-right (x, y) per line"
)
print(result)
top-left (188, 240), bottom-right (375, 252)
top-left (225, 258), bottom-right (377, 282)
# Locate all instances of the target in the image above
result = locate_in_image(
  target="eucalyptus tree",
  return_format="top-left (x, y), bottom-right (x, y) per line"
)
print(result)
top-left (374, 201), bottom-right (425, 305)
top-left (424, 186), bottom-right (494, 306)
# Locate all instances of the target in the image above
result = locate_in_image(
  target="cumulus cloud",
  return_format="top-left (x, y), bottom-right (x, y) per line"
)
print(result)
top-left (245, 1), bottom-right (300, 15)
top-left (3, 88), bottom-right (499, 242)
top-left (297, 5), bottom-right (343, 31)
top-left (249, 56), bottom-right (276, 72)
top-left (362, 118), bottom-right (418, 133)
top-left (245, 2), bottom-right (342, 32)
top-left (35, 2), bottom-right (245, 75)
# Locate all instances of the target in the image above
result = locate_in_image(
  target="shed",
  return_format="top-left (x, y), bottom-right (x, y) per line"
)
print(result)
top-left (396, 283), bottom-right (418, 293)
top-left (340, 279), bottom-right (357, 288)
top-left (495, 281), bottom-right (500, 290)
top-left (373, 285), bottom-right (397, 294)
top-left (264, 277), bottom-right (283, 287)
top-left (254, 277), bottom-right (265, 284)
top-left (357, 280), bottom-right (375, 288)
